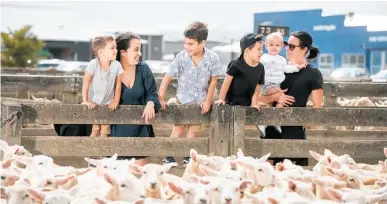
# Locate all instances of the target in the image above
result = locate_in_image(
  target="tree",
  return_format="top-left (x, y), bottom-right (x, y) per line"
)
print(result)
top-left (1, 25), bottom-right (45, 67)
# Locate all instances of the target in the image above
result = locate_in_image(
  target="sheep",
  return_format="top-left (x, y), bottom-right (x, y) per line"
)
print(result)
top-left (206, 178), bottom-right (251, 204)
top-left (102, 172), bottom-right (146, 202)
top-left (0, 140), bottom-right (32, 168)
top-left (129, 163), bottom-right (173, 199)
top-left (31, 95), bottom-right (61, 103)
top-left (0, 170), bottom-right (19, 187)
top-left (5, 145), bottom-right (387, 204)
top-left (95, 198), bottom-right (145, 204)
top-left (325, 187), bottom-right (386, 203)
top-left (27, 187), bottom-right (77, 204)
top-left (168, 180), bottom-right (212, 204)
top-left (312, 176), bottom-right (347, 199)
top-left (1, 185), bottom-right (34, 204)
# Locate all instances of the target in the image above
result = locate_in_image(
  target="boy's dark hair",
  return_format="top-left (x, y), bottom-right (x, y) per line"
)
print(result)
top-left (92, 35), bottom-right (115, 56)
top-left (184, 21), bottom-right (208, 43)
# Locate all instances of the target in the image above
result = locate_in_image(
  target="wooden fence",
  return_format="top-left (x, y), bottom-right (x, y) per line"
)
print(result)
top-left (1, 74), bottom-right (387, 106)
top-left (1, 74), bottom-right (387, 169)
top-left (1, 101), bottom-right (387, 165)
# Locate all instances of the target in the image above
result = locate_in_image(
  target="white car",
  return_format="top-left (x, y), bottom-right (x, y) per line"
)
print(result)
top-left (329, 67), bottom-right (369, 81)
top-left (37, 59), bottom-right (66, 70)
top-left (55, 61), bottom-right (89, 72)
top-left (371, 69), bottom-right (387, 79)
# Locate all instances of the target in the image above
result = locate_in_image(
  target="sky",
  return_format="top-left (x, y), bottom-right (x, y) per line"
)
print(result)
top-left (1, 1), bottom-right (387, 42)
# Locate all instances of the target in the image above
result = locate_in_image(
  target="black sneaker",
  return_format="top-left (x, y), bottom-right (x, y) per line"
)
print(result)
top-left (183, 157), bottom-right (191, 166)
top-left (163, 157), bottom-right (178, 166)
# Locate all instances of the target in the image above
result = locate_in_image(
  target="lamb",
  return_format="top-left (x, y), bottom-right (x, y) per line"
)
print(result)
top-left (206, 178), bottom-right (251, 204)
top-left (182, 149), bottom-right (213, 179)
top-left (1, 185), bottom-right (34, 204)
top-left (102, 172), bottom-right (146, 202)
top-left (31, 95), bottom-right (61, 103)
top-left (27, 187), bottom-right (77, 204)
top-left (95, 198), bottom-right (145, 204)
top-left (325, 187), bottom-right (386, 203)
top-left (4, 145), bottom-right (387, 204)
top-left (168, 179), bottom-right (212, 204)
top-left (129, 163), bottom-right (173, 199)
top-left (312, 176), bottom-right (347, 199)
top-left (0, 140), bottom-right (32, 168)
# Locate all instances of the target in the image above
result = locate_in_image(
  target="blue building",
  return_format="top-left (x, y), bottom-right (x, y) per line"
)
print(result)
top-left (254, 9), bottom-right (387, 74)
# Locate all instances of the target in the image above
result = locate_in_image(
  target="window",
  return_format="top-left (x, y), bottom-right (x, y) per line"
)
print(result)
top-left (342, 54), bottom-right (365, 68)
top-left (319, 54), bottom-right (334, 69)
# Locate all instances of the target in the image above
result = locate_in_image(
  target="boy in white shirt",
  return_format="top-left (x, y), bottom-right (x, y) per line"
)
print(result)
top-left (82, 35), bottom-right (123, 137)
top-left (258, 32), bottom-right (306, 136)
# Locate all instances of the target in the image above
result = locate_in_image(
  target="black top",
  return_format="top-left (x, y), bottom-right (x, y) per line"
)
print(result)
top-left (225, 57), bottom-right (265, 106)
top-left (265, 64), bottom-right (323, 139)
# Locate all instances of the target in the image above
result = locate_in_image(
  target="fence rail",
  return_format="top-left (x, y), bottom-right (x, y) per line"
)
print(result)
top-left (19, 128), bottom-right (387, 141)
top-left (19, 103), bottom-right (387, 126)
top-left (1, 101), bottom-right (387, 161)
top-left (2, 74), bottom-right (387, 106)
top-left (1, 73), bottom-right (387, 166)
top-left (21, 136), bottom-right (210, 157)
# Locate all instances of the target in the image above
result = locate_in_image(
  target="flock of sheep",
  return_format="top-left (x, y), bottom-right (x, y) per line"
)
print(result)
top-left (2, 139), bottom-right (387, 204)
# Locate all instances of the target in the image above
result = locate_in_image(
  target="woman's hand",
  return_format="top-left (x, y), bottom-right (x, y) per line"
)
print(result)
top-left (277, 93), bottom-right (295, 106)
top-left (142, 101), bottom-right (155, 124)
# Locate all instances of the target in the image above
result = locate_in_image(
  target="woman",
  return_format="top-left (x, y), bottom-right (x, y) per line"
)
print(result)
top-left (259, 30), bottom-right (324, 165)
top-left (111, 32), bottom-right (161, 166)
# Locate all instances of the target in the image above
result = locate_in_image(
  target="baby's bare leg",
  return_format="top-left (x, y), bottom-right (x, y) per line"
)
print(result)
top-left (266, 87), bottom-right (282, 96)
top-left (267, 87), bottom-right (283, 132)
top-left (266, 87), bottom-right (285, 108)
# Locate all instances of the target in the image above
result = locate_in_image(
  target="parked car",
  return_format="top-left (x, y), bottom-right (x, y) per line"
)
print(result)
top-left (318, 68), bottom-right (333, 80)
top-left (144, 60), bottom-right (170, 74)
top-left (329, 67), bottom-right (369, 81)
top-left (371, 69), bottom-right (387, 80)
top-left (55, 61), bottom-right (89, 72)
top-left (37, 59), bottom-right (66, 70)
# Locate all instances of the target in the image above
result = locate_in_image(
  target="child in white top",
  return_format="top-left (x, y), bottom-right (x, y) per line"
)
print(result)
top-left (82, 35), bottom-right (123, 137)
top-left (258, 32), bottom-right (306, 136)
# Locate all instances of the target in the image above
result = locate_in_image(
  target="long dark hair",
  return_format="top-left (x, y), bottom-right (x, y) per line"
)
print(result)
top-left (291, 31), bottom-right (319, 60)
top-left (115, 32), bottom-right (141, 62)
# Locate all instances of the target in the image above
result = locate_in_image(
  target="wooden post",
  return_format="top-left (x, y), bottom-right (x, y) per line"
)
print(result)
top-left (16, 90), bottom-right (30, 99)
top-left (54, 92), bottom-right (64, 102)
top-left (212, 105), bottom-right (233, 157)
top-left (62, 92), bottom-right (79, 104)
top-left (324, 83), bottom-right (338, 130)
top-left (1, 101), bottom-right (23, 145)
top-left (232, 106), bottom-right (246, 155)
top-left (208, 118), bottom-right (216, 155)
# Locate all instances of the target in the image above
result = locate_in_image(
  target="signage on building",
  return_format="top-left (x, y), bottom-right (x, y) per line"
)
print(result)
top-left (313, 24), bottom-right (336, 31)
top-left (369, 36), bottom-right (387, 42)
top-left (258, 25), bottom-right (290, 36)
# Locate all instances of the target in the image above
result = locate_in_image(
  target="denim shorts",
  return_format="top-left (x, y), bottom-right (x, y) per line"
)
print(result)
top-left (261, 83), bottom-right (280, 96)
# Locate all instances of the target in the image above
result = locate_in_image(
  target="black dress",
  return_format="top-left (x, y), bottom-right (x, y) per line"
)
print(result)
top-left (110, 62), bottom-right (161, 159)
top-left (110, 62), bottom-right (161, 137)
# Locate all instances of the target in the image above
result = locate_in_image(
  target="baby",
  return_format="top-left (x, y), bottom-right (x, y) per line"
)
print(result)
top-left (258, 32), bottom-right (306, 137)
top-left (82, 35), bottom-right (123, 137)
